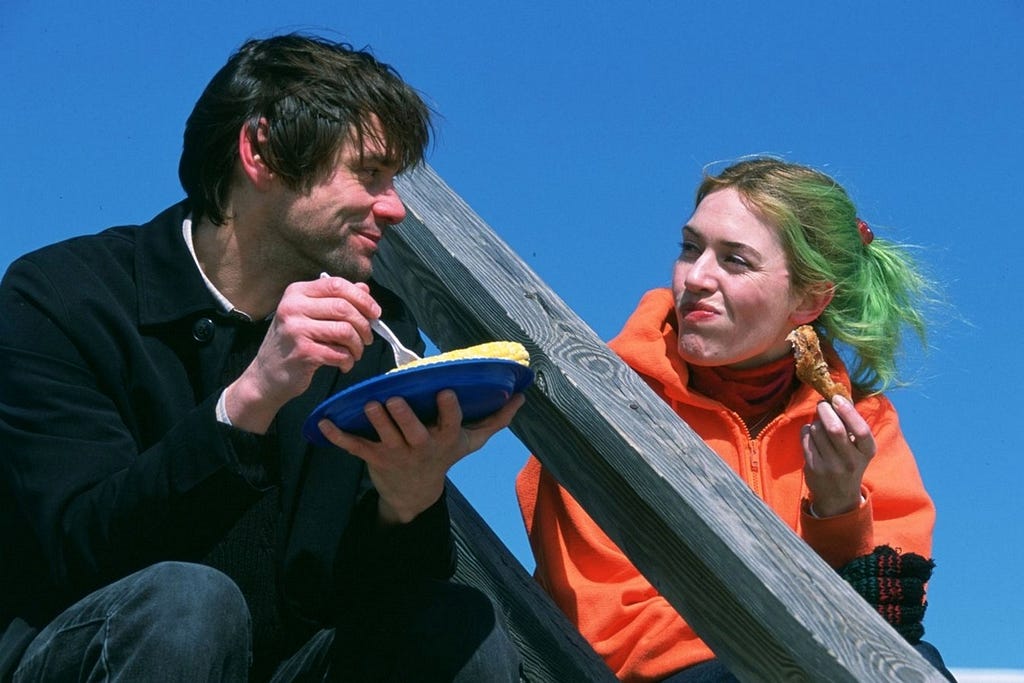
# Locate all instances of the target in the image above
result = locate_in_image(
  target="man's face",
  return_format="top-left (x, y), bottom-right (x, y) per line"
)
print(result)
top-left (261, 117), bottom-right (406, 283)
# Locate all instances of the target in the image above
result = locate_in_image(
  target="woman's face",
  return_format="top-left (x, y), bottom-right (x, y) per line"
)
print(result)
top-left (672, 187), bottom-right (818, 369)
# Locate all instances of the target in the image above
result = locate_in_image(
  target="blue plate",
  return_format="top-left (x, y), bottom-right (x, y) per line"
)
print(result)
top-left (303, 358), bottom-right (534, 444)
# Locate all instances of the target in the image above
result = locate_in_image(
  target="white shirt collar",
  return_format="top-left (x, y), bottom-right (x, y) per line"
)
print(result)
top-left (181, 216), bottom-right (254, 322)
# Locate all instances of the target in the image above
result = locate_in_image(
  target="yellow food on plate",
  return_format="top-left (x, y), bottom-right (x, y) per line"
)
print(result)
top-left (387, 341), bottom-right (530, 373)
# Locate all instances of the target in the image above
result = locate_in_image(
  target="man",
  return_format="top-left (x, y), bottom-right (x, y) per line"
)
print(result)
top-left (0, 34), bottom-right (523, 682)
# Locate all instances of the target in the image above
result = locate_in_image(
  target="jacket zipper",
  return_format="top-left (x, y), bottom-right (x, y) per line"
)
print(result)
top-left (747, 439), bottom-right (764, 499)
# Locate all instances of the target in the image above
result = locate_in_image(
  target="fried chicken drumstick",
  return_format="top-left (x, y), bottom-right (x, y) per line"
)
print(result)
top-left (786, 325), bottom-right (850, 401)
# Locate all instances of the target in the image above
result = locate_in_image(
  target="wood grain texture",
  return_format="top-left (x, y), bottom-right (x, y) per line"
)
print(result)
top-left (373, 164), bottom-right (945, 682)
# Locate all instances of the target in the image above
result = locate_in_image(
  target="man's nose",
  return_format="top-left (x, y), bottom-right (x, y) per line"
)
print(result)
top-left (373, 186), bottom-right (407, 225)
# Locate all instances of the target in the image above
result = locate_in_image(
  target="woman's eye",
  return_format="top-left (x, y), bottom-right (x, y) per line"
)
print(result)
top-left (678, 241), bottom-right (700, 259)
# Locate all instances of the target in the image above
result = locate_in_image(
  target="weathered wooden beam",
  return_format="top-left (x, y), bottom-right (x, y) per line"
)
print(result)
top-left (374, 163), bottom-right (945, 682)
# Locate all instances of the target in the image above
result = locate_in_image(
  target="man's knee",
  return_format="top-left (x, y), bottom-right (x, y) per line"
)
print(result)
top-left (15, 562), bottom-right (251, 682)
top-left (129, 562), bottom-right (250, 648)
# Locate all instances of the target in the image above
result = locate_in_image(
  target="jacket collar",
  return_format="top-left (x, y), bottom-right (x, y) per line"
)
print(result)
top-left (134, 200), bottom-right (221, 327)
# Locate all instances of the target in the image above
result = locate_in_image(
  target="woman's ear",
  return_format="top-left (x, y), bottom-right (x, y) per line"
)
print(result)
top-left (237, 119), bottom-right (273, 188)
top-left (791, 282), bottom-right (834, 325)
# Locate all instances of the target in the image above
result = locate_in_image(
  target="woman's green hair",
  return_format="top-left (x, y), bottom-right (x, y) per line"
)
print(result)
top-left (696, 157), bottom-right (934, 394)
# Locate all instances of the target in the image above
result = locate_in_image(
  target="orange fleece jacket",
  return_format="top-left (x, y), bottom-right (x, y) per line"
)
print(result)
top-left (516, 288), bottom-right (936, 682)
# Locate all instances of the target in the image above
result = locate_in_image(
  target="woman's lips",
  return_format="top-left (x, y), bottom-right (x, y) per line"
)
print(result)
top-left (679, 302), bottom-right (718, 323)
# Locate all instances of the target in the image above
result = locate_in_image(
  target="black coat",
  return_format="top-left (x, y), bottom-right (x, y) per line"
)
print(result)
top-left (0, 201), bottom-right (453, 676)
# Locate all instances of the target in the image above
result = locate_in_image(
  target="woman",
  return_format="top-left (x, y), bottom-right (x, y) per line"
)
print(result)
top-left (516, 158), bottom-right (954, 682)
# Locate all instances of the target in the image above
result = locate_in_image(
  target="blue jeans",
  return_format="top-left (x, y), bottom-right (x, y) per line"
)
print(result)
top-left (12, 562), bottom-right (521, 682)
top-left (13, 562), bottom-right (250, 682)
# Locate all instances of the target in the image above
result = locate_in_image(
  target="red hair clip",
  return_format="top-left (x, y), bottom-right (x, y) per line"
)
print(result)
top-left (856, 218), bottom-right (874, 245)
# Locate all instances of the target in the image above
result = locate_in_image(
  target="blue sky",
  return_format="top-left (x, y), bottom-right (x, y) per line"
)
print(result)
top-left (3, 0), bottom-right (1021, 672)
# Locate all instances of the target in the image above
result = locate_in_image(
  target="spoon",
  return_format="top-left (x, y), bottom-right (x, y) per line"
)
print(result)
top-left (320, 273), bottom-right (421, 367)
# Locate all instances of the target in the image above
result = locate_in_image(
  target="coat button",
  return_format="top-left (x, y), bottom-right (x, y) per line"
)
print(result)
top-left (192, 317), bottom-right (215, 343)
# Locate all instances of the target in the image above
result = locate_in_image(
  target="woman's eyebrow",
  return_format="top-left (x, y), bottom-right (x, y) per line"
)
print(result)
top-left (683, 225), bottom-right (763, 259)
